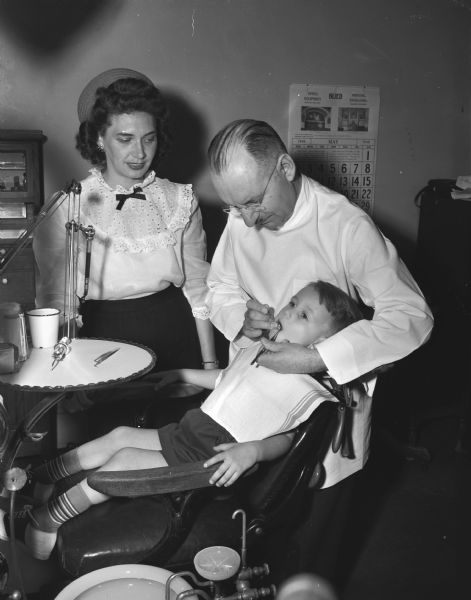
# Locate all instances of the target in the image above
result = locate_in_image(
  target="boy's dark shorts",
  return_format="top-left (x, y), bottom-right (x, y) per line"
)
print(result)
top-left (158, 408), bottom-right (236, 466)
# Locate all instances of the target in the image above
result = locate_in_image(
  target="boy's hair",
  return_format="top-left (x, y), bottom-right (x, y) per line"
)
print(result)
top-left (310, 281), bottom-right (363, 333)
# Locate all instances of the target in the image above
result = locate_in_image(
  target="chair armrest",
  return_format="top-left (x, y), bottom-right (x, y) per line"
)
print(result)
top-left (88, 460), bottom-right (220, 497)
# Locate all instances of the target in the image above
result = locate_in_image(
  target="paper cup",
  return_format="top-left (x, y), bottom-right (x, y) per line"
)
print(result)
top-left (26, 308), bottom-right (60, 348)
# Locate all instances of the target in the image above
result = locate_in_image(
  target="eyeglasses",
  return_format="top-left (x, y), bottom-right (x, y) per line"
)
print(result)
top-left (222, 162), bottom-right (277, 216)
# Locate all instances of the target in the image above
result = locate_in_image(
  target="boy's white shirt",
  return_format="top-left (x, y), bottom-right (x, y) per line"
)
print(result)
top-left (201, 343), bottom-right (372, 489)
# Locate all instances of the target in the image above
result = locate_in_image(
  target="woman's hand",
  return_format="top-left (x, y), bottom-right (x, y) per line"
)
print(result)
top-left (241, 299), bottom-right (279, 340)
top-left (204, 442), bottom-right (259, 487)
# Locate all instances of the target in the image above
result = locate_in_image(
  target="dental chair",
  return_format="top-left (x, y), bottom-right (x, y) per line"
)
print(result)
top-left (55, 399), bottom-right (340, 582)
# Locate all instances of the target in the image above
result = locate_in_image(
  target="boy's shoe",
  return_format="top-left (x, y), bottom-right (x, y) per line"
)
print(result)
top-left (0, 504), bottom-right (32, 542)
top-left (24, 523), bottom-right (57, 561)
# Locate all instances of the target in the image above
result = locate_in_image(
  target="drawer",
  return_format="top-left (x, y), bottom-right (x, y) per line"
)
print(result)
top-left (0, 245), bottom-right (34, 270)
top-left (0, 267), bottom-right (35, 306)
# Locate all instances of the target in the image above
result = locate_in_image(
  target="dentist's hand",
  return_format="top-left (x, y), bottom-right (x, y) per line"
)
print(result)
top-left (256, 339), bottom-right (327, 374)
top-left (241, 299), bottom-right (280, 340)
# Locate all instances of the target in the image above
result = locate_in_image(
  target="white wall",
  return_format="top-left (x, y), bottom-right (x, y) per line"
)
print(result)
top-left (1, 0), bottom-right (470, 260)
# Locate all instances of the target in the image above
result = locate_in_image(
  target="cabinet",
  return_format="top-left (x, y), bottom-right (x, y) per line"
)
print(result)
top-left (416, 179), bottom-right (471, 317)
top-left (0, 130), bottom-right (50, 458)
top-left (415, 180), bottom-right (471, 369)
top-left (413, 181), bottom-right (471, 451)
top-left (0, 129), bottom-right (47, 310)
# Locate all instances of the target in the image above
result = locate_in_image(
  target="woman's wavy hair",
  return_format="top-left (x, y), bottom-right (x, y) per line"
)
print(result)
top-left (75, 77), bottom-right (171, 170)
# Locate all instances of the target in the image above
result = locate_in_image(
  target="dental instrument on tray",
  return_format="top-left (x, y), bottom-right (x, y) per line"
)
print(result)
top-left (51, 336), bottom-right (72, 370)
top-left (94, 347), bottom-right (120, 366)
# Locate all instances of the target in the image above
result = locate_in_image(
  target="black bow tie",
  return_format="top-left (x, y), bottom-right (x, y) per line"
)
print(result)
top-left (115, 186), bottom-right (146, 210)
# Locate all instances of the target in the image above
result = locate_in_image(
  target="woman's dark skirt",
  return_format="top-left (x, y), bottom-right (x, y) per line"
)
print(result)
top-left (79, 285), bottom-right (202, 370)
top-left (76, 286), bottom-right (204, 435)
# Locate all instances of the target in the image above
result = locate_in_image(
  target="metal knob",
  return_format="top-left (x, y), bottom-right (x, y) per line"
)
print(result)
top-left (2, 468), bottom-right (28, 492)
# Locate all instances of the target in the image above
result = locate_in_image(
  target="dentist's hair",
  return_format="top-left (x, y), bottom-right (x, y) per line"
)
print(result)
top-left (208, 119), bottom-right (287, 173)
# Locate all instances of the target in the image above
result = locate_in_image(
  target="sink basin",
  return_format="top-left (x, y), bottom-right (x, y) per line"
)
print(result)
top-left (55, 564), bottom-right (193, 600)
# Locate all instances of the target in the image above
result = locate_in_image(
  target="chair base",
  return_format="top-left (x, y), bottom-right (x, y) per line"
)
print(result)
top-left (57, 491), bottom-right (242, 578)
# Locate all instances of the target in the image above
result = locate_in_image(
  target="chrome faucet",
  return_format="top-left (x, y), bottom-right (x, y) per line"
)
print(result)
top-left (167, 508), bottom-right (276, 600)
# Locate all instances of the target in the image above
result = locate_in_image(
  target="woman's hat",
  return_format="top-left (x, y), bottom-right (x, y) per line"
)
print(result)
top-left (77, 68), bottom-right (154, 123)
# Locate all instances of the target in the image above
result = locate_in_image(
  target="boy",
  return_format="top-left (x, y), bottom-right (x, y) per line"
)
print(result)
top-left (26, 281), bottom-right (363, 559)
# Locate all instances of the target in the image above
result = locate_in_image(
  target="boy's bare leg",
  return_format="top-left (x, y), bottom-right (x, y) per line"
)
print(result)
top-left (33, 426), bottom-right (163, 502)
top-left (76, 426), bottom-right (164, 469)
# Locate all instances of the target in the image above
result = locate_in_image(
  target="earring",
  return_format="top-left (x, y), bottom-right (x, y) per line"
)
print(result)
top-left (97, 141), bottom-right (104, 151)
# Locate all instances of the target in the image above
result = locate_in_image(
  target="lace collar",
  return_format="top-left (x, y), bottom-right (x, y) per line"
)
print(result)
top-left (89, 168), bottom-right (157, 193)
top-left (82, 168), bottom-right (194, 253)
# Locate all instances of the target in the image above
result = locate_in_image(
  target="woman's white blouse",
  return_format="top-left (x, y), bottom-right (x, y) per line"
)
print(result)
top-left (33, 169), bottom-right (210, 319)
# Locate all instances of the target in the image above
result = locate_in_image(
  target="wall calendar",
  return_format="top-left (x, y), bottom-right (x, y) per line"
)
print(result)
top-left (288, 84), bottom-right (380, 215)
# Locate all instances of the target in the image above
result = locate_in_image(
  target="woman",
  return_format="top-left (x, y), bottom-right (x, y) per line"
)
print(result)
top-left (33, 68), bottom-right (217, 373)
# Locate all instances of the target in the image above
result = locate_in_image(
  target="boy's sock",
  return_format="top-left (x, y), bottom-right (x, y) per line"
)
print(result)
top-left (26, 483), bottom-right (92, 560)
top-left (32, 449), bottom-right (82, 503)
top-left (33, 449), bottom-right (82, 484)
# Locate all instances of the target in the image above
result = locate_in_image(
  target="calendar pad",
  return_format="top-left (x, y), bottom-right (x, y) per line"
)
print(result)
top-left (289, 84), bottom-right (380, 215)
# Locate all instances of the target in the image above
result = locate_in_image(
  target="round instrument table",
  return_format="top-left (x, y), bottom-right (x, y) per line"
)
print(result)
top-left (0, 338), bottom-right (156, 472)
top-left (0, 338), bottom-right (155, 392)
